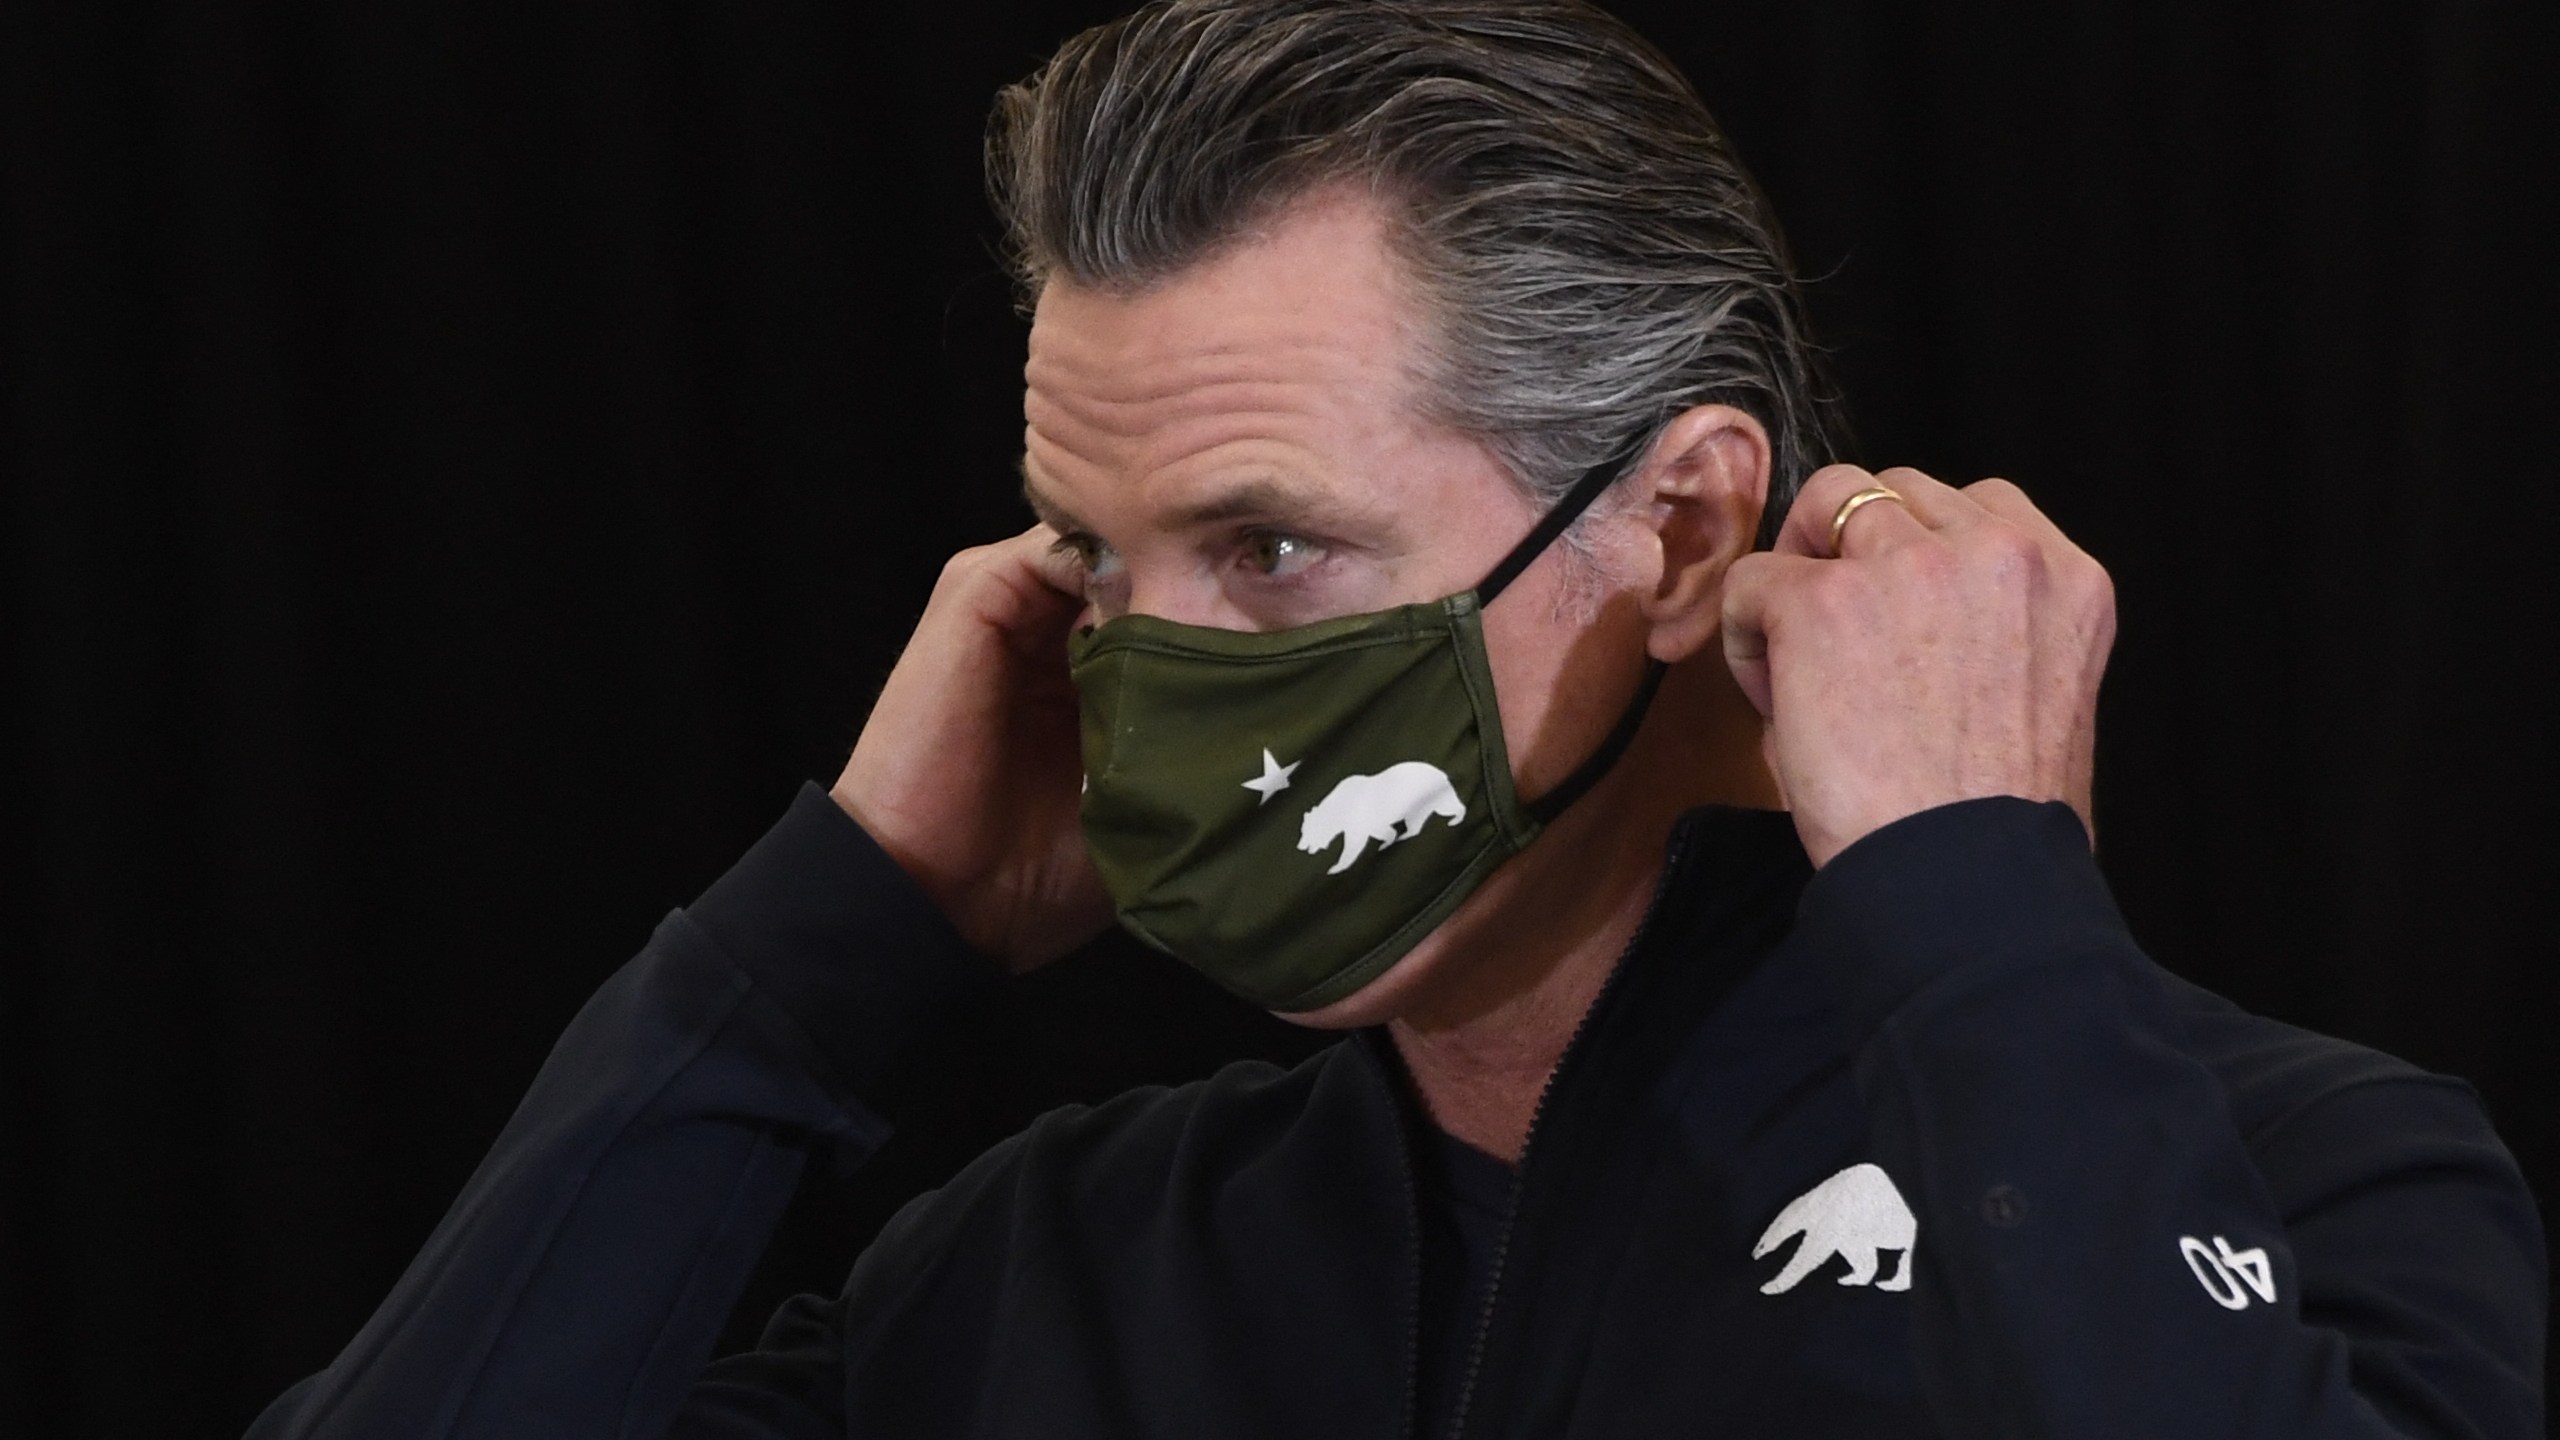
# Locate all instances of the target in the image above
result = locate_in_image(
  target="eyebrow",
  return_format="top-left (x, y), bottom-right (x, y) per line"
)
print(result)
top-left (1018, 458), bottom-right (1353, 535)
top-left (1017, 460), bottom-right (1084, 533)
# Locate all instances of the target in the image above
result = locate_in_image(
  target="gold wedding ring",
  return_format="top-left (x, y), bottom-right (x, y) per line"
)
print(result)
top-left (1826, 484), bottom-right (1906, 557)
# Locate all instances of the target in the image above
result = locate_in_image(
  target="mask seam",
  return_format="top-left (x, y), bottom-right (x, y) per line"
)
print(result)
top-left (1075, 629), bottom-right (1451, 665)
top-left (1097, 651), bottom-right (1131, 787)
top-left (1446, 605), bottom-right (1537, 853)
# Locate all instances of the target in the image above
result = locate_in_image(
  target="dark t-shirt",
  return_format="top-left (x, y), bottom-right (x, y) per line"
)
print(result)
top-left (1415, 1127), bottom-right (1516, 1437)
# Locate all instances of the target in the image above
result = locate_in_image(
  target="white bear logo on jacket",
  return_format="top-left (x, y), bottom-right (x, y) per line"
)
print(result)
top-left (1754, 1163), bottom-right (1918, 1295)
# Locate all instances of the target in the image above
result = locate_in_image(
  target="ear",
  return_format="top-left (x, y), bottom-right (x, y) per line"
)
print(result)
top-left (1633, 404), bottom-right (1770, 663)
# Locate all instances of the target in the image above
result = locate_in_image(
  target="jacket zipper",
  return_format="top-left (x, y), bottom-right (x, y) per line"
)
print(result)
top-left (1394, 1092), bottom-right (1425, 1440)
top-left (1436, 830), bottom-right (1694, 1440)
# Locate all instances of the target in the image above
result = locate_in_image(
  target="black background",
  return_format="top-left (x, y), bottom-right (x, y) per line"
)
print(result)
top-left (4, 2), bottom-right (2554, 1435)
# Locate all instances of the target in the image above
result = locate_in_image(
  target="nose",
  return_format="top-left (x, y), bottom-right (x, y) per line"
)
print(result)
top-left (1116, 566), bottom-right (1247, 632)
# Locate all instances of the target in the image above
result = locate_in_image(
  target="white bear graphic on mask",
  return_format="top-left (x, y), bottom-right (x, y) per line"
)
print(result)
top-left (1753, 1162), bottom-right (1918, 1295)
top-left (1297, 762), bottom-right (1468, 875)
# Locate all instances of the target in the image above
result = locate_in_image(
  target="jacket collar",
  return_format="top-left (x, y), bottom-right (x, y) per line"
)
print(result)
top-left (1346, 802), bottom-right (1817, 1439)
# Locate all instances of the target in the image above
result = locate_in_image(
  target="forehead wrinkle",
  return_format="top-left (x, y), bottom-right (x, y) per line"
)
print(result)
top-left (1026, 329), bottom-right (1413, 431)
top-left (1022, 432), bottom-right (1402, 550)
top-left (1028, 377), bottom-right (1390, 448)
top-left (1026, 377), bottom-right (1392, 507)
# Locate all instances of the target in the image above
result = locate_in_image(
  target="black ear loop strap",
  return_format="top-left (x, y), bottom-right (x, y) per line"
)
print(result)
top-left (1465, 437), bottom-right (1674, 826)
top-left (1473, 444), bottom-right (1643, 605)
top-left (1524, 658), bottom-right (1666, 824)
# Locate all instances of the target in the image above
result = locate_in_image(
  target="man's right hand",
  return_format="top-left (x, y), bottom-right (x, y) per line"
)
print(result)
top-left (831, 524), bottom-right (1113, 972)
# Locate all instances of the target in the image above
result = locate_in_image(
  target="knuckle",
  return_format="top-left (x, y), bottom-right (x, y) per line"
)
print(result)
top-left (2080, 552), bottom-right (2117, 602)
top-left (1901, 538), bottom-right (1965, 587)
top-left (2079, 556), bottom-right (2120, 626)
top-left (1800, 561), bottom-right (1871, 621)
top-left (1806, 462), bottom-right (1875, 493)
top-left (1795, 463), bottom-right (1876, 519)
top-left (1975, 524), bottom-right (2043, 575)
top-left (1721, 553), bottom-right (1765, 601)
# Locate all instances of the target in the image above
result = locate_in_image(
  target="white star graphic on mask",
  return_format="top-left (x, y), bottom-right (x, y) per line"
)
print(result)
top-left (1241, 749), bottom-right (1300, 805)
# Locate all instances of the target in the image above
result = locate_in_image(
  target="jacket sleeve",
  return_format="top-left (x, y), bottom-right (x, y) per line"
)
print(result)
top-left (1789, 797), bottom-right (2546, 1440)
top-left (245, 782), bottom-right (1000, 1440)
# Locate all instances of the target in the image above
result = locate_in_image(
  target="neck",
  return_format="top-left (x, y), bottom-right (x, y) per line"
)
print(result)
top-left (1384, 658), bottom-right (1779, 1161)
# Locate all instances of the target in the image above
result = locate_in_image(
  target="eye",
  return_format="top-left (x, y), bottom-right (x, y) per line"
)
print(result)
top-left (1048, 531), bottom-right (1124, 582)
top-left (1239, 528), bottom-right (1324, 579)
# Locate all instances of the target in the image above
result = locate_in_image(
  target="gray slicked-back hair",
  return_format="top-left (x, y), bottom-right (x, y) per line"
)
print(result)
top-left (987, 0), bottom-right (1849, 550)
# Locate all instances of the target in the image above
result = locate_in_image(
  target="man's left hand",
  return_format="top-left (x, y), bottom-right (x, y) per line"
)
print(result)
top-left (1720, 464), bottom-right (2116, 869)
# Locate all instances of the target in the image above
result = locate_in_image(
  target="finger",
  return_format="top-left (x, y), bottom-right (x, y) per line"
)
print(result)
top-left (1718, 549), bottom-right (1826, 716)
top-left (1778, 463), bottom-right (1932, 560)
top-left (982, 526), bottom-right (1097, 634)
top-left (1002, 522), bottom-right (1091, 601)
top-left (938, 526), bottom-right (1094, 661)
top-left (1772, 464), bottom-right (1871, 558)
top-left (1954, 475), bottom-right (2068, 548)
top-left (1866, 466), bottom-right (1994, 532)
top-left (1828, 485), bottom-right (1931, 559)
top-left (1959, 476), bottom-right (2115, 630)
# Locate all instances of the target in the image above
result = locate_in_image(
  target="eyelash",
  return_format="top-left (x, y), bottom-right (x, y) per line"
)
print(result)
top-left (1046, 528), bottom-right (1326, 583)
top-left (1047, 532), bottom-right (1106, 570)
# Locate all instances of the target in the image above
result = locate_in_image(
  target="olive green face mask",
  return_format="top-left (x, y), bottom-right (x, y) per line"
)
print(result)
top-left (1066, 451), bottom-right (1665, 1014)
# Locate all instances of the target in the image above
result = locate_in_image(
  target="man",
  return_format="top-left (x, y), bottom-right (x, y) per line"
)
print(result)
top-left (249, 2), bottom-right (2544, 1436)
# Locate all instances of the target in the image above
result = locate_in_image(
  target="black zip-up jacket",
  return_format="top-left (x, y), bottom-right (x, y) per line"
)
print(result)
top-left (248, 786), bottom-right (2546, 1438)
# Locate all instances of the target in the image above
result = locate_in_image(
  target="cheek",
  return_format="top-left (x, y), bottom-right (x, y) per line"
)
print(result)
top-left (1478, 556), bottom-right (1652, 799)
top-left (1478, 581), bottom-right (1577, 794)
